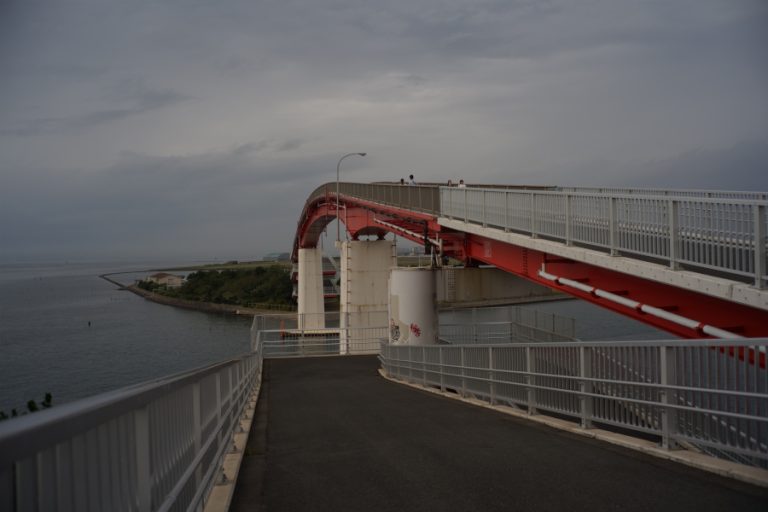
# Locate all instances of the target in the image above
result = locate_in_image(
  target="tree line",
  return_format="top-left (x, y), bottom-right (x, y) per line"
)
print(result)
top-left (138, 265), bottom-right (294, 307)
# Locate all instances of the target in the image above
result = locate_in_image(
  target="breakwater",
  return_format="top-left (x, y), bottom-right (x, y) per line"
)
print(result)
top-left (98, 273), bottom-right (294, 316)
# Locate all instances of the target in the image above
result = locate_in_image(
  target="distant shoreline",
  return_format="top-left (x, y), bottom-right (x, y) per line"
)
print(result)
top-left (98, 269), bottom-right (295, 317)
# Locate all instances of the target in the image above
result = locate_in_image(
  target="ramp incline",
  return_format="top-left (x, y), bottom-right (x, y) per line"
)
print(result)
top-left (230, 356), bottom-right (767, 512)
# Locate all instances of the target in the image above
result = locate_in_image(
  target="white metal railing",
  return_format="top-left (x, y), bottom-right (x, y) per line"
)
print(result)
top-left (299, 182), bottom-right (767, 287)
top-left (380, 338), bottom-right (768, 468)
top-left (556, 186), bottom-right (768, 201)
top-left (251, 310), bottom-right (386, 334)
top-left (252, 305), bottom-right (577, 355)
top-left (441, 187), bottom-right (768, 287)
top-left (257, 326), bottom-right (389, 357)
top-left (0, 354), bottom-right (262, 512)
top-left (440, 306), bottom-right (576, 343)
top-left (322, 182), bottom-right (441, 214)
top-left (439, 321), bottom-right (574, 344)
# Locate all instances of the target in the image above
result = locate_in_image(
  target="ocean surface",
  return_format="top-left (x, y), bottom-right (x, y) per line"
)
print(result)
top-left (0, 261), bottom-right (252, 413)
top-left (0, 261), bottom-right (668, 413)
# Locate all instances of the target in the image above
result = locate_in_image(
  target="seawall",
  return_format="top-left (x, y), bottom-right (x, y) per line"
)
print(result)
top-left (99, 274), bottom-right (279, 316)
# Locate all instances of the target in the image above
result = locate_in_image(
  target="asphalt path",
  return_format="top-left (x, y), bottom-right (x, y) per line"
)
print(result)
top-left (230, 355), bottom-right (767, 512)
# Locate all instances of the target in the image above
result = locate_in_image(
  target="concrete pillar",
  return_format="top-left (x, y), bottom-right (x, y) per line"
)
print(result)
top-left (339, 240), bottom-right (395, 353)
top-left (297, 247), bottom-right (325, 329)
top-left (389, 268), bottom-right (438, 345)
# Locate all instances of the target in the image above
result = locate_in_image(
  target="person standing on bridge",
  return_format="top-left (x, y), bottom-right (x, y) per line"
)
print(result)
top-left (458, 179), bottom-right (466, 188)
top-left (409, 174), bottom-right (416, 185)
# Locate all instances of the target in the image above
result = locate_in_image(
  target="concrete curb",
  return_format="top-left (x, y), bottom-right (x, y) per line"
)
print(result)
top-left (203, 381), bottom-right (262, 512)
top-left (379, 369), bottom-right (768, 489)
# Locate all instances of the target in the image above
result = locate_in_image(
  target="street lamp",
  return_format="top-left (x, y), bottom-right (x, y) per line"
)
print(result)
top-left (336, 152), bottom-right (366, 242)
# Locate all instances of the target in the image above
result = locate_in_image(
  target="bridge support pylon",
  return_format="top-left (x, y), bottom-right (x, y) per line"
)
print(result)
top-left (338, 240), bottom-right (395, 353)
top-left (389, 267), bottom-right (438, 345)
top-left (297, 247), bottom-right (326, 329)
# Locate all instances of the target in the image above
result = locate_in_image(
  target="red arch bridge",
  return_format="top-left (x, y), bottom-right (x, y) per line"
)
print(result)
top-left (294, 181), bottom-right (768, 340)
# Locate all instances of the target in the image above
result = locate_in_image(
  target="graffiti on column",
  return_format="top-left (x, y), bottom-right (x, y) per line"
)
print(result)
top-left (390, 318), bottom-right (400, 342)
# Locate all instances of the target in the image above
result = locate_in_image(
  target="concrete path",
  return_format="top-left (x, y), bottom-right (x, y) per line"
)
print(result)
top-left (230, 356), bottom-right (767, 512)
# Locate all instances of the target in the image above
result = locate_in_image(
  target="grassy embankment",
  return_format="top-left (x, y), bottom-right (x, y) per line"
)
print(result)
top-left (130, 261), bottom-right (297, 315)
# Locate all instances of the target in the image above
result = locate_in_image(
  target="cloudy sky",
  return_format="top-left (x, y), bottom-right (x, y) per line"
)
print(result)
top-left (1, 0), bottom-right (766, 262)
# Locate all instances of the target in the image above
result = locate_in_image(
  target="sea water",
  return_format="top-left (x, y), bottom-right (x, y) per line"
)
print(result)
top-left (0, 262), bottom-right (252, 413)
top-left (0, 261), bottom-right (668, 413)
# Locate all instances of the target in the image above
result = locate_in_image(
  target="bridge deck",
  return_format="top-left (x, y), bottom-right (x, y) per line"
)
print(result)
top-left (230, 356), bottom-right (767, 511)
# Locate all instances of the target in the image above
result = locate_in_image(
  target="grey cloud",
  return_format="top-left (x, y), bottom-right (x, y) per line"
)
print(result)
top-left (231, 139), bottom-right (307, 156)
top-left (231, 142), bottom-right (271, 156)
top-left (624, 140), bottom-right (768, 190)
top-left (499, 140), bottom-right (768, 191)
top-left (276, 139), bottom-right (305, 152)
top-left (1, 83), bottom-right (188, 137)
top-left (1, 0), bottom-right (766, 261)
top-left (0, 147), bottom-right (330, 260)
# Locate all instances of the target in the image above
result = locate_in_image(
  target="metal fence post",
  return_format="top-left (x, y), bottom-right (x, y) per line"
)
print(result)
top-left (464, 188), bottom-right (468, 223)
top-left (579, 346), bottom-right (593, 429)
top-left (482, 189), bottom-right (487, 227)
top-left (669, 200), bottom-right (680, 270)
top-left (660, 346), bottom-right (678, 449)
top-left (461, 346), bottom-right (466, 397)
top-left (526, 346), bottom-right (536, 415)
top-left (439, 346), bottom-right (445, 392)
top-left (530, 193), bottom-right (537, 238)
top-left (609, 197), bottom-right (618, 256)
top-left (489, 346), bottom-right (495, 405)
top-left (565, 194), bottom-right (572, 246)
top-left (134, 407), bottom-right (151, 512)
top-left (505, 191), bottom-right (510, 232)
top-left (423, 346), bottom-right (427, 386)
top-left (755, 204), bottom-right (766, 288)
top-left (409, 346), bottom-right (414, 381)
top-left (192, 383), bottom-right (202, 488)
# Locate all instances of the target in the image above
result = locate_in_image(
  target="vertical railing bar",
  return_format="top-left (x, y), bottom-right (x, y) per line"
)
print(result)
top-left (505, 191), bottom-right (510, 232)
top-left (526, 346), bottom-right (536, 414)
top-left (439, 346), bottom-right (445, 392)
top-left (134, 407), bottom-right (151, 512)
top-left (579, 346), bottom-right (593, 428)
top-left (754, 203), bottom-right (766, 288)
top-left (609, 197), bottom-right (617, 256)
top-left (660, 346), bottom-right (678, 449)
top-left (464, 187), bottom-right (468, 224)
top-left (461, 346), bottom-right (466, 397)
top-left (565, 194), bottom-right (572, 246)
top-left (482, 189), bottom-right (487, 227)
top-left (489, 346), bottom-right (495, 405)
top-left (669, 199), bottom-right (679, 269)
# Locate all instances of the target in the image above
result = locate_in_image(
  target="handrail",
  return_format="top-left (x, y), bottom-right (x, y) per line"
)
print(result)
top-left (380, 337), bottom-right (768, 468)
top-left (298, 181), bottom-right (768, 287)
top-left (441, 186), bottom-right (767, 286)
top-left (0, 352), bottom-right (263, 511)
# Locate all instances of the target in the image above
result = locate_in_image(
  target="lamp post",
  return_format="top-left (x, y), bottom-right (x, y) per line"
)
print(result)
top-left (336, 152), bottom-right (366, 242)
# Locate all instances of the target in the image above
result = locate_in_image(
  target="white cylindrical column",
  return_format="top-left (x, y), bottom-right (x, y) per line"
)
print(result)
top-left (389, 268), bottom-right (438, 345)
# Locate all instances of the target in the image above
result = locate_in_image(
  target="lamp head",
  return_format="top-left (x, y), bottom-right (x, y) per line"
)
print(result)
top-left (359, 153), bottom-right (367, 156)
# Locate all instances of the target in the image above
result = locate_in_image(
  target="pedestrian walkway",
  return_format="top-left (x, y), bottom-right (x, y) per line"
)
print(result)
top-left (230, 356), bottom-right (767, 512)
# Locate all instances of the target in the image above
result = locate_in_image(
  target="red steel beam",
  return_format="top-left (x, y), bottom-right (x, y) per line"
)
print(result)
top-left (294, 195), bottom-right (768, 338)
top-left (462, 233), bottom-right (768, 339)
